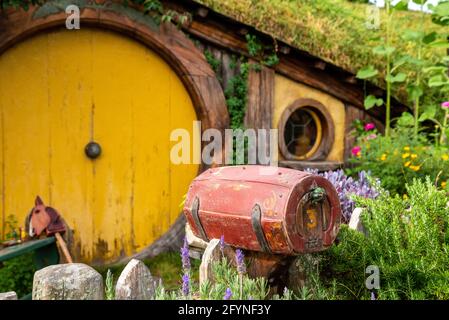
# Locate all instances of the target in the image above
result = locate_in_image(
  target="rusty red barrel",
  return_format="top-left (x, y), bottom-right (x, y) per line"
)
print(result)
top-left (183, 165), bottom-right (341, 255)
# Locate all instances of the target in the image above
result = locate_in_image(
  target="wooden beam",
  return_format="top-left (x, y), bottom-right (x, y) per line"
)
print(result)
top-left (244, 61), bottom-right (275, 164)
top-left (244, 62), bottom-right (275, 130)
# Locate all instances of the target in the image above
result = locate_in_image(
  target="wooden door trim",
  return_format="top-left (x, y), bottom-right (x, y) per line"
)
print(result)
top-left (0, 2), bottom-right (229, 262)
top-left (0, 2), bottom-right (229, 164)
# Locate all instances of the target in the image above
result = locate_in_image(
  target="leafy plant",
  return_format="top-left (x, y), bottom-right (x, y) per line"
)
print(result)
top-left (105, 269), bottom-right (115, 300)
top-left (198, 256), bottom-right (268, 300)
top-left (0, 0), bottom-right (42, 10)
top-left (0, 253), bottom-right (35, 298)
top-left (317, 178), bottom-right (449, 300)
top-left (245, 34), bottom-right (279, 67)
top-left (348, 124), bottom-right (449, 195)
top-left (204, 50), bottom-right (221, 74)
top-left (356, 0), bottom-right (449, 138)
top-left (3, 214), bottom-right (18, 241)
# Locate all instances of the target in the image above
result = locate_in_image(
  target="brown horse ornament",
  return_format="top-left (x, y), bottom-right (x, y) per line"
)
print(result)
top-left (26, 196), bottom-right (73, 263)
top-left (28, 196), bottom-right (66, 237)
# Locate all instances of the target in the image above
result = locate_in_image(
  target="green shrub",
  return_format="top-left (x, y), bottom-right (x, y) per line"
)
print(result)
top-left (0, 253), bottom-right (35, 298)
top-left (348, 125), bottom-right (449, 195)
top-left (198, 257), bottom-right (269, 300)
top-left (319, 178), bottom-right (449, 300)
top-left (96, 252), bottom-right (201, 292)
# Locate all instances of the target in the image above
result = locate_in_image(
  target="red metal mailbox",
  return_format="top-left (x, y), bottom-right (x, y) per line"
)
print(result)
top-left (183, 165), bottom-right (341, 255)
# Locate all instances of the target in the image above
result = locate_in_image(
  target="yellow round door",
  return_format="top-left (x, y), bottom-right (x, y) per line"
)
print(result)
top-left (0, 28), bottom-right (199, 264)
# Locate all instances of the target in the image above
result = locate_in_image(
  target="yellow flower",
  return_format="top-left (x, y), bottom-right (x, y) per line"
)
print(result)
top-left (403, 146), bottom-right (410, 151)
top-left (404, 161), bottom-right (411, 167)
top-left (411, 154), bottom-right (418, 159)
top-left (442, 181), bottom-right (447, 189)
top-left (380, 153), bottom-right (387, 161)
top-left (402, 153), bottom-right (410, 159)
top-left (409, 165), bottom-right (421, 172)
top-left (442, 154), bottom-right (449, 161)
top-left (356, 151), bottom-right (361, 158)
top-left (393, 149), bottom-right (398, 155)
top-left (403, 194), bottom-right (408, 200)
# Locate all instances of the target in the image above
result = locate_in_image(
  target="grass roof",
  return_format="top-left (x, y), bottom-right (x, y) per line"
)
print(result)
top-left (195, 0), bottom-right (446, 104)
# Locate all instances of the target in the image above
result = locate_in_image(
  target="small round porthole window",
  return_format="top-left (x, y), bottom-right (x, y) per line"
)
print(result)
top-left (279, 99), bottom-right (334, 161)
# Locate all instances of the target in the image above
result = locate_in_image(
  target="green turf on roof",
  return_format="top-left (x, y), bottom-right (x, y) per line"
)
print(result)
top-left (195, 0), bottom-right (446, 103)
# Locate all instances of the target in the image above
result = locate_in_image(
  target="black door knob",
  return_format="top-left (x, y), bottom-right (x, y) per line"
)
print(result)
top-left (85, 141), bottom-right (102, 159)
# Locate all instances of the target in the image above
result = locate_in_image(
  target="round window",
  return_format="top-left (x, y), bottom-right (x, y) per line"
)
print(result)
top-left (278, 99), bottom-right (334, 161)
top-left (284, 108), bottom-right (322, 159)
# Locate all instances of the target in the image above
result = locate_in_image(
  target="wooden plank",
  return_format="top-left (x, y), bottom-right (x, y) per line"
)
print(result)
top-left (0, 237), bottom-right (55, 262)
top-left (244, 63), bottom-right (275, 164)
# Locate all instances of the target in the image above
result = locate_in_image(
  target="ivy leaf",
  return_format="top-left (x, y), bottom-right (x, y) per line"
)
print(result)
top-left (364, 95), bottom-right (383, 110)
top-left (406, 85), bottom-right (423, 102)
top-left (397, 112), bottom-right (415, 127)
top-left (386, 73), bottom-right (407, 83)
top-left (356, 66), bottom-right (378, 79)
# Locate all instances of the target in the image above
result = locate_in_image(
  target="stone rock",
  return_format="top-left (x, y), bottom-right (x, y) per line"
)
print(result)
top-left (115, 259), bottom-right (156, 300)
top-left (348, 207), bottom-right (365, 234)
top-left (32, 263), bottom-right (104, 300)
top-left (199, 238), bottom-right (234, 286)
top-left (0, 291), bottom-right (17, 300)
top-left (185, 222), bottom-right (208, 249)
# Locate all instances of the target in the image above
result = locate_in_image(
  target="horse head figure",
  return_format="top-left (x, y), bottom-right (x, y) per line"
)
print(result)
top-left (28, 196), bottom-right (66, 237)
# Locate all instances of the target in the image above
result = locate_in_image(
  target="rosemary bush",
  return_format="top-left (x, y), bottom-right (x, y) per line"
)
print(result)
top-left (319, 178), bottom-right (449, 299)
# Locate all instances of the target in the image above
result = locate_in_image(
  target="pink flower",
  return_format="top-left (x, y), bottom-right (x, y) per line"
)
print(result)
top-left (441, 101), bottom-right (449, 109)
top-left (351, 146), bottom-right (361, 156)
top-left (364, 123), bottom-right (376, 131)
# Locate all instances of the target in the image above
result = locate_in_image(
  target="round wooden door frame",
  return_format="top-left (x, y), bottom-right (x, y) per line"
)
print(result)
top-left (278, 98), bottom-right (335, 161)
top-left (0, 3), bottom-right (229, 263)
top-left (0, 4), bottom-right (229, 154)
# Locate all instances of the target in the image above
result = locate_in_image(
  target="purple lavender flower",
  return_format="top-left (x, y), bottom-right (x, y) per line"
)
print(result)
top-left (306, 169), bottom-right (380, 223)
top-left (182, 273), bottom-right (190, 296)
top-left (220, 235), bottom-right (225, 254)
top-left (371, 291), bottom-right (376, 300)
top-left (180, 236), bottom-right (191, 271)
top-left (224, 288), bottom-right (232, 300)
top-left (235, 249), bottom-right (246, 274)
